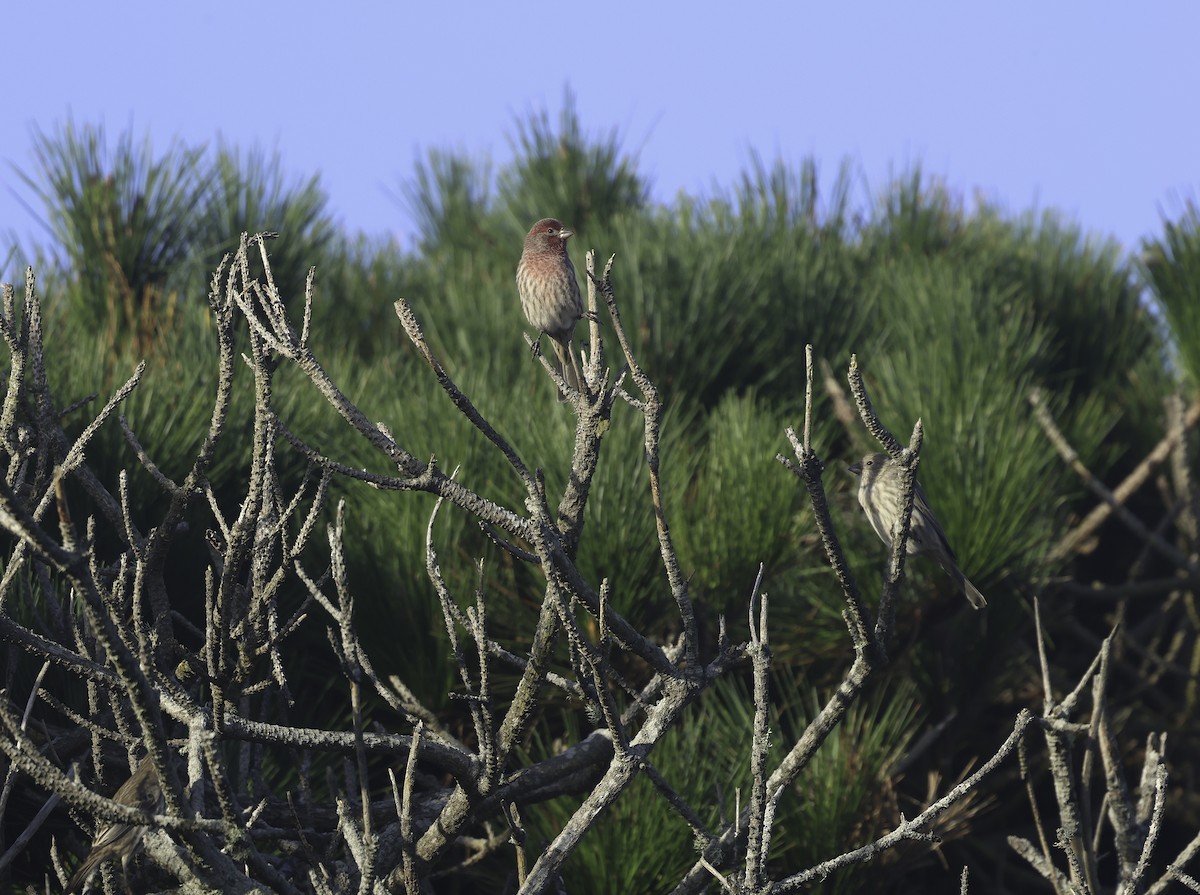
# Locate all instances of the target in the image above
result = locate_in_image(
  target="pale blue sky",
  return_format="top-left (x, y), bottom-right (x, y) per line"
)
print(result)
top-left (3, 2), bottom-right (1197, 255)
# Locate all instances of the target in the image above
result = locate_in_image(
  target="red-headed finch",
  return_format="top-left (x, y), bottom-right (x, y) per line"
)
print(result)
top-left (516, 218), bottom-right (584, 399)
top-left (65, 758), bottom-right (164, 894)
top-left (849, 452), bottom-right (987, 609)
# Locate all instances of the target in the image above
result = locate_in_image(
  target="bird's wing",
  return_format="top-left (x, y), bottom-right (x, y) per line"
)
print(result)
top-left (913, 480), bottom-right (958, 560)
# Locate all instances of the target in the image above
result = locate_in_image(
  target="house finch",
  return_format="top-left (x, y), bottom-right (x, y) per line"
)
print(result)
top-left (516, 218), bottom-right (584, 399)
top-left (849, 452), bottom-right (987, 609)
top-left (65, 757), bottom-right (164, 894)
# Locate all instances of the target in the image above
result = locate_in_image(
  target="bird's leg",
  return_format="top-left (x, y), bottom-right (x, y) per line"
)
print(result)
top-left (529, 332), bottom-right (546, 358)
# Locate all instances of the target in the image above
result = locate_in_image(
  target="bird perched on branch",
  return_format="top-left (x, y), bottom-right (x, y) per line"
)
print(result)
top-left (516, 218), bottom-right (584, 399)
top-left (65, 757), bottom-right (165, 894)
top-left (849, 452), bottom-right (987, 609)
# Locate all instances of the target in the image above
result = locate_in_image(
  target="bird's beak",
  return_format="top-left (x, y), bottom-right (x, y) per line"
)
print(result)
top-left (560, 228), bottom-right (574, 240)
top-left (847, 462), bottom-right (862, 476)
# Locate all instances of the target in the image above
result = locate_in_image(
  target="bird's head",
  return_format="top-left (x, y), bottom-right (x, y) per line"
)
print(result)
top-left (524, 218), bottom-right (574, 253)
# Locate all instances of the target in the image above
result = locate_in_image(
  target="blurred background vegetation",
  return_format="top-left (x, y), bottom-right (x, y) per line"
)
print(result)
top-left (3, 99), bottom-right (1197, 893)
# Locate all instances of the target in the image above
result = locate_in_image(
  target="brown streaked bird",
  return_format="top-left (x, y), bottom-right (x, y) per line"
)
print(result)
top-left (516, 218), bottom-right (584, 399)
top-left (849, 452), bottom-right (987, 609)
top-left (65, 758), bottom-right (164, 894)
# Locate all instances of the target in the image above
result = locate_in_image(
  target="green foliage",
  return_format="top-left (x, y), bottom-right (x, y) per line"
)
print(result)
top-left (306, 234), bottom-right (426, 362)
top-left (188, 142), bottom-right (338, 306)
top-left (860, 176), bottom-right (1168, 457)
top-left (595, 159), bottom-right (865, 411)
top-left (521, 673), bottom-right (922, 895)
top-left (859, 258), bottom-right (1061, 586)
top-left (5, 104), bottom-right (1191, 892)
top-left (770, 678), bottom-right (922, 890)
top-left (497, 88), bottom-right (650, 236)
top-left (16, 109), bottom-right (1175, 682)
top-left (674, 391), bottom-right (809, 620)
top-left (20, 120), bottom-right (206, 353)
top-left (15, 123), bottom-right (339, 360)
top-left (1143, 199), bottom-right (1200, 389)
top-left (403, 148), bottom-right (495, 256)
top-left (569, 399), bottom-right (699, 631)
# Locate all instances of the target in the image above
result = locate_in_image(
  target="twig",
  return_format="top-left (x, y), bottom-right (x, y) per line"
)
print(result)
top-left (771, 710), bottom-right (1036, 892)
top-left (1032, 389), bottom-right (1200, 572)
top-left (744, 564), bottom-right (772, 891)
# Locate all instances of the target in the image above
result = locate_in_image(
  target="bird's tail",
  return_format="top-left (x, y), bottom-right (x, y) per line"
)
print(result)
top-left (552, 338), bottom-right (583, 401)
top-left (961, 576), bottom-right (987, 609)
top-left (64, 851), bottom-right (103, 894)
top-left (942, 561), bottom-right (987, 609)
